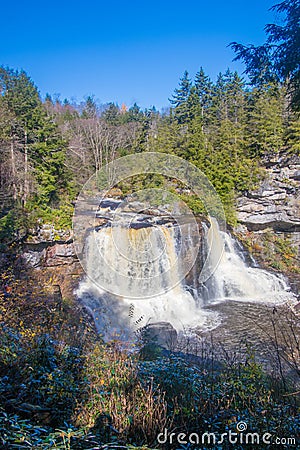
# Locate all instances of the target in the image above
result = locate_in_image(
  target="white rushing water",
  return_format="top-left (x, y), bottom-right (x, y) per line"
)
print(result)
top-left (77, 217), bottom-right (295, 341)
top-left (201, 218), bottom-right (294, 305)
top-left (77, 224), bottom-right (218, 340)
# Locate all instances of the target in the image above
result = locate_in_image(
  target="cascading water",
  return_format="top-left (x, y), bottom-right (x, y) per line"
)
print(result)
top-left (77, 222), bottom-right (218, 341)
top-left (76, 212), bottom-right (295, 342)
top-left (200, 218), bottom-right (294, 305)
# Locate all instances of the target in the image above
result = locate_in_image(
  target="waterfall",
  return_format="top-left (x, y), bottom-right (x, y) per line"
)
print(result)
top-left (87, 225), bottom-right (186, 299)
top-left (76, 214), bottom-right (294, 341)
top-left (200, 218), bottom-right (294, 304)
top-left (77, 223), bottom-right (218, 340)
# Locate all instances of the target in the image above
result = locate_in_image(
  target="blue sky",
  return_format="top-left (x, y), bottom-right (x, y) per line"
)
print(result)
top-left (0, 0), bottom-right (276, 110)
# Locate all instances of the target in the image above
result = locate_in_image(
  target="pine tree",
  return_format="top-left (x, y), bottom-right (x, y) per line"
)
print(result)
top-left (231, 0), bottom-right (300, 110)
top-left (0, 67), bottom-right (70, 208)
top-left (0, 96), bottom-right (19, 208)
top-left (102, 103), bottom-right (121, 124)
top-left (82, 96), bottom-right (97, 119)
top-left (194, 67), bottom-right (213, 128)
top-left (285, 111), bottom-right (300, 154)
top-left (246, 83), bottom-right (285, 158)
top-left (169, 70), bottom-right (192, 123)
top-left (127, 103), bottom-right (144, 122)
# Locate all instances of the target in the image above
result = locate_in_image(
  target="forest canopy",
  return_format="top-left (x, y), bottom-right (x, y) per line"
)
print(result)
top-left (0, 0), bottom-right (299, 239)
top-left (0, 62), bottom-right (299, 241)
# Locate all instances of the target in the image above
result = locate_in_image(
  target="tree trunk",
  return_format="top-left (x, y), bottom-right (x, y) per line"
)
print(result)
top-left (10, 138), bottom-right (17, 200)
top-left (23, 129), bottom-right (28, 206)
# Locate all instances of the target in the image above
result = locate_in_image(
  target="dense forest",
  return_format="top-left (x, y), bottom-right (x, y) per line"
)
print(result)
top-left (0, 0), bottom-right (299, 448)
top-left (0, 64), bottom-right (299, 237)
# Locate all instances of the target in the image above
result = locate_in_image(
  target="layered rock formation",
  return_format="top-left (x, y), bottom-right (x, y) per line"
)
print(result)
top-left (237, 155), bottom-right (299, 233)
top-left (22, 225), bottom-right (77, 268)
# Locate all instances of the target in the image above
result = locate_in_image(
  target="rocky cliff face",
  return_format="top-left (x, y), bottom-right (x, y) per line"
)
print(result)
top-left (237, 154), bottom-right (299, 233)
top-left (19, 225), bottom-right (81, 300)
top-left (22, 225), bottom-right (78, 268)
top-left (235, 154), bottom-right (300, 297)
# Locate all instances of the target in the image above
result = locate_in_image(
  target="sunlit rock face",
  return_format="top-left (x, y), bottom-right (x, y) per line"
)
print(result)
top-left (237, 155), bottom-right (300, 233)
top-left (21, 224), bottom-right (76, 269)
top-left (22, 241), bottom-right (77, 268)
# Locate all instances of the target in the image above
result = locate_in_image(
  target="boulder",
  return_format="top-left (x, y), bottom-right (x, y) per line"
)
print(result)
top-left (141, 321), bottom-right (178, 349)
top-left (22, 249), bottom-right (46, 268)
top-left (45, 243), bottom-right (77, 266)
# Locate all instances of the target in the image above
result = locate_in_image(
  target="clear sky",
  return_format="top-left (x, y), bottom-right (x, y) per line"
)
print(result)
top-left (0, 0), bottom-right (276, 110)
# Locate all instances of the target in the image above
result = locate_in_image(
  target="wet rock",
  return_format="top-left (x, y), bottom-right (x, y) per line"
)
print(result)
top-left (129, 221), bottom-right (153, 229)
top-left (141, 321), bottom-right (177, 349)
top-left (94, 218), bottom-right (110, 231)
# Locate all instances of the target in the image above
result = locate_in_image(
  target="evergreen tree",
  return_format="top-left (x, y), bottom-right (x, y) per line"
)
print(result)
top-left (169, 70), bottom-right (192, 123)
top-left (230, 0), bottom-right (300, 110)
top-left (127, 103), bottom-right (144, 122)
top-left (211, 72), bottom-right (227, 123)
top-left (285, 110), bottom-right (300, 154)
top-left (0, 96), bottom-right (19, 209)
top-left (0, 67), bottom-right (70, 208)
top-left (225, 71), bottom-right (246, 125)
top-left (102, 102), bottom-right (121, 124)
top-left (184, 86), bottom-right (202, 122)
top-left (194, 67), bottom-right (213, 127)
top-left (246, 83), bottom-right (285, 158)
top-left (148, 115), bottom-right (189, 158)
top-left (82, 95), bottom-right (97, 119)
